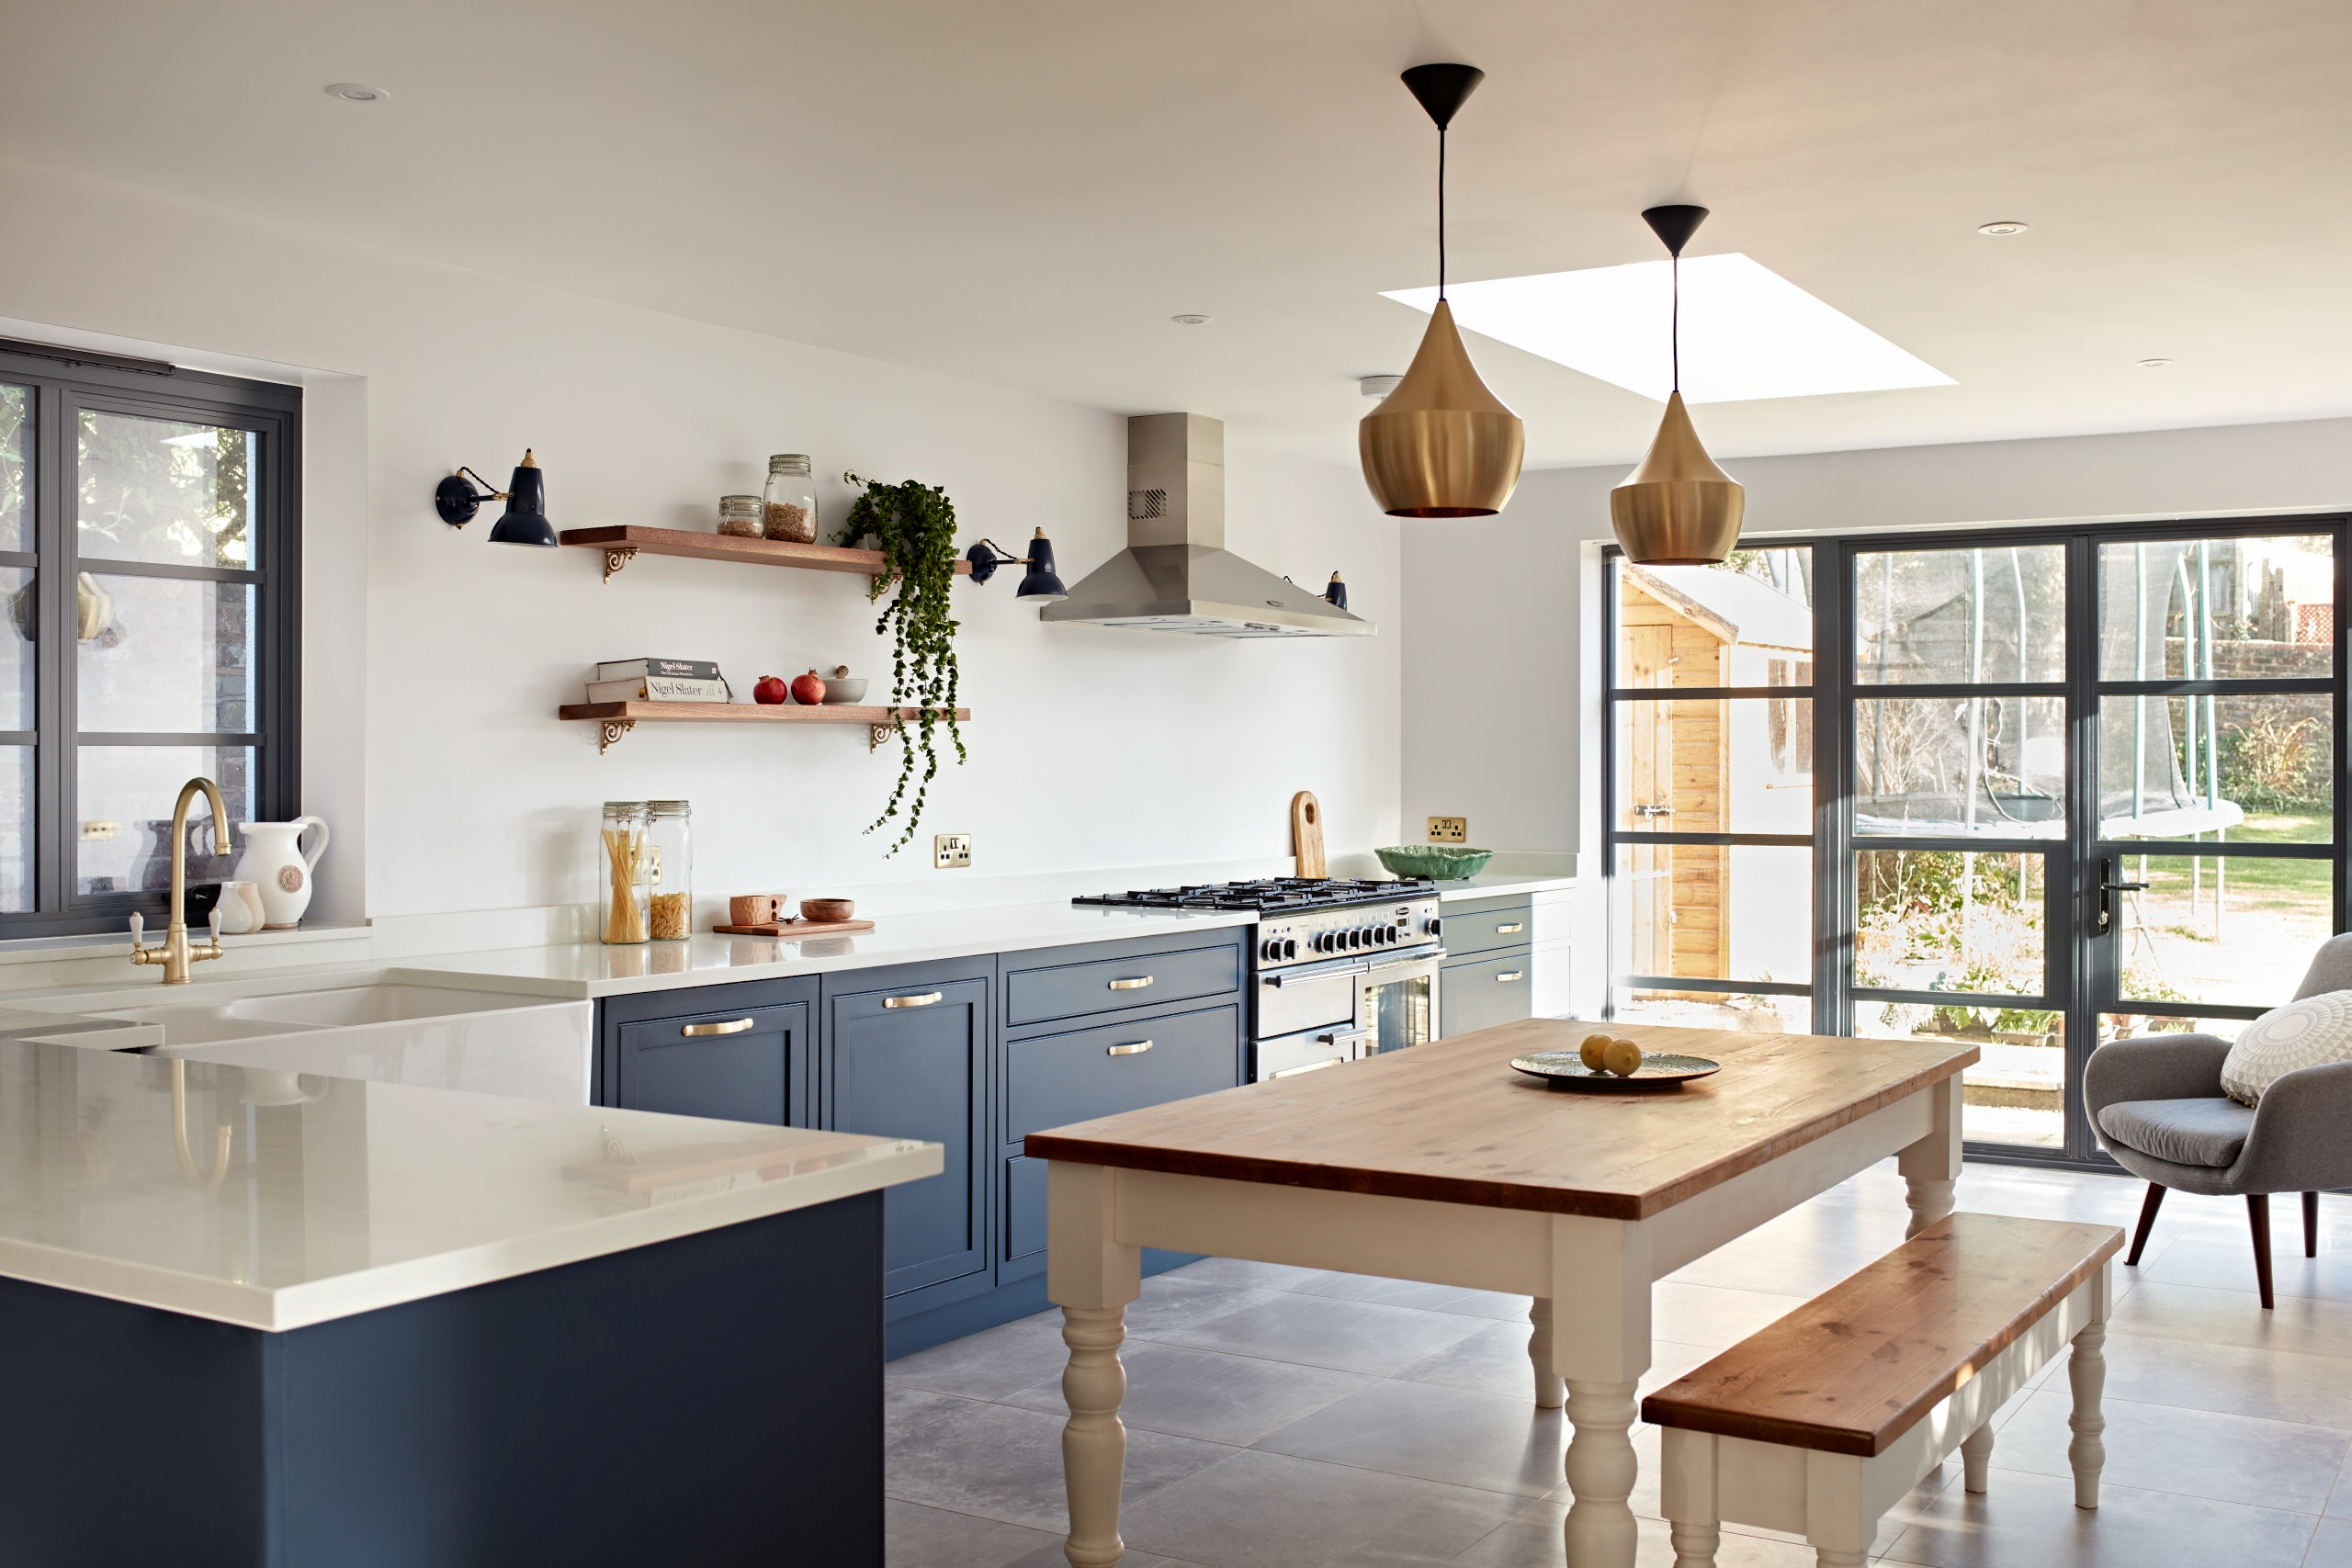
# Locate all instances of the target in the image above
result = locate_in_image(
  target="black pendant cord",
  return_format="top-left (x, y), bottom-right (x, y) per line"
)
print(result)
top-left (1670, 249), bottom-right (1680, 393)
top-left (1437, 125), bottom-right (1449, 300)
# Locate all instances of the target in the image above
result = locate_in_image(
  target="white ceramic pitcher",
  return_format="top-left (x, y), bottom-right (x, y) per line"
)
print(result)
top-left (232, 817), bottom-right (330, 930)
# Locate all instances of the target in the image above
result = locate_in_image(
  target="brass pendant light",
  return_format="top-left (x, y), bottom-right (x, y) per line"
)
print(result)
top-left (1359, 63), bottom-right (1525, 518)
top-left (1610, 205), bottom-right (1744, 564)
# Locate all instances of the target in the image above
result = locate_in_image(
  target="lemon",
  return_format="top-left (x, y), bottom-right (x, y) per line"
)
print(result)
top-left (1603, 1038), bottom-right (1645, 1077)
top-left (1580, 1032), bottom-right (1612, 1071)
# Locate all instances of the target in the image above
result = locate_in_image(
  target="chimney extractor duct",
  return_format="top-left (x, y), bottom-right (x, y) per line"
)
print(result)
top-left (1039, 414), bottom-right (1375, 637)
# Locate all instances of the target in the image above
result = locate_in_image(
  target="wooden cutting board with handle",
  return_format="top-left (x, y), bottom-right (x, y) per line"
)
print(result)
top-left (1291, 790), bottom-right (1327, 880)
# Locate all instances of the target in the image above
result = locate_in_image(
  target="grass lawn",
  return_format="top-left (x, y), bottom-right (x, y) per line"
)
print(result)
top-left (2126, 808), bottom-right (2331, 908)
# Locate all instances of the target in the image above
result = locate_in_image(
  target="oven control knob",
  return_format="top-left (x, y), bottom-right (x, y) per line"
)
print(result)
top-left (1377, 924), bottom-right (1396, 944)
top-left (1347, 928), bottom-right (1364, 949)
top-left (1315, 931), bottom-right (1336, 953)
top-left (1424, 916), bottom-right (1442, 937)
top-left (1283, 938), bottom-right (1298, 959)
top-left (1368, 926), bottom-right (1385, 945)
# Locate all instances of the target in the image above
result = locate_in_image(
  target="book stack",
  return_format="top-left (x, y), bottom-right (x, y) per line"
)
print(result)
top-left (585, 658), bottom-right (732, 704)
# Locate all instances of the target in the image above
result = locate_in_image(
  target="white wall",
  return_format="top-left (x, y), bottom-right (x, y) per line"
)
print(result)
top-left (0, 160), bottom-right (1400, 922)
top-left (1402, 414), bottom-right (2352, 863)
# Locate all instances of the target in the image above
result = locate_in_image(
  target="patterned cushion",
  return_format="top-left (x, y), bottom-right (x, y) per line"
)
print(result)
top-left (2220, 989), bottom-right (2352, 1107)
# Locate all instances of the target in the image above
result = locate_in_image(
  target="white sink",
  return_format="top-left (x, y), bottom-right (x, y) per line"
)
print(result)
top-left (75, 981), bottom-right (594, 1105)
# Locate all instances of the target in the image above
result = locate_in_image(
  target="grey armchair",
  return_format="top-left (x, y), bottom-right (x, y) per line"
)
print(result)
top-left (2085, 932), bottom-right (2352, 1308)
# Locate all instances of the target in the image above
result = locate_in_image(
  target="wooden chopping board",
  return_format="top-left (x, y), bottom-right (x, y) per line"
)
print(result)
top-left (1291, 790), bottom-right (1326, 880)
top-left (712, 917), bottom-right (876, 937)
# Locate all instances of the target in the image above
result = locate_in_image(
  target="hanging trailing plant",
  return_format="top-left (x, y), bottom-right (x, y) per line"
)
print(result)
top-left (838, 473), bottom-right (966, 854)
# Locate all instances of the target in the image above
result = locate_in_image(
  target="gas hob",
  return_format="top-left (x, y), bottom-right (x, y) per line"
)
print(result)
top-left (1073, 877), bottom-right (1442, 973)
top-left (1071, 876), bottom-right (1435, 914)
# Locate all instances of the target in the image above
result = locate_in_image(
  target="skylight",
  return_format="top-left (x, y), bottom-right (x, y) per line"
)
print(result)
top-left (1382, 254), bottom-right (1953, 403)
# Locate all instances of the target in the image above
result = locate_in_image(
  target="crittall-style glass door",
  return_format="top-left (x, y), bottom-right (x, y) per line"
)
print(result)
top-left (1604, 518), bottom-right (2346, 1166)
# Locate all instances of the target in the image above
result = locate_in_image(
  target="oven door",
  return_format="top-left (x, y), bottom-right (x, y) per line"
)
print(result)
top-left (1254, 1025), bottom-right (1369, 1082)
top-left (1362, 950), bottom-right (1442, 1056)
top-left (1254, 953), bottom-right (1365, 1042)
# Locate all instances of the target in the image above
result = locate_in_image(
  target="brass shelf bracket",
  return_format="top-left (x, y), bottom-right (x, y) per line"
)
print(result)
top-left (601, 546), bottom-right (639, 583)
top-left (597, 718), bottom-right (637, 754)
top-left (868, 722), bottom-right (899, 753)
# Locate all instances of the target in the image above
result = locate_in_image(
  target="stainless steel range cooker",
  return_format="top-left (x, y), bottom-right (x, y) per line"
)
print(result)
top-left (1071, 878), bottom-right (1445, 1081)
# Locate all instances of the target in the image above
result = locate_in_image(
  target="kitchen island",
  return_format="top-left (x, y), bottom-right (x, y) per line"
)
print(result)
top-left (0, 1040), bottom-right (940, 1567)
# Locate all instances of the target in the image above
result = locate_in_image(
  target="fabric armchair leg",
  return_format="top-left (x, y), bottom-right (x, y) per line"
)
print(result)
top-left (2126, 1184), bottom-right (2166, 1267)
top-left (2307, 1192), bottom-right (2321, 1259)
top-left (2248, 1195), bottom-right (2274, 1310)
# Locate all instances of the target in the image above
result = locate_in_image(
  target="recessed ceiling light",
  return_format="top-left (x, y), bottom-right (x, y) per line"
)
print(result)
top-left (1382, 254), bottom-right (1953, 404)
top-left (1170, 313), bottom-right (1210, 326)
top-left (1359, 374), bottom-right (1402, 399)
top-left (324, 83), bottom-right (389, 103)
top-left (2138, 357), bottom-right (2174, 368)
top-left (1977, 220), bottom-right (2028, 236)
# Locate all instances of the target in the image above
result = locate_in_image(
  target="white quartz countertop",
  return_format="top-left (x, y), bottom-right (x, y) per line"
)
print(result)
top-left (0, 1041), bottom-right (941, 1330)
top-left (1434, 873), bottom-right (1578, 901)
top-left (381, 900), bottom-right (1261, 999)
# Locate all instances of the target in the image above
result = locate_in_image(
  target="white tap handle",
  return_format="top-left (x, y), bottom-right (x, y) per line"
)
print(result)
top-left (209, 908), bottom-right (223, 944)
top-left (129, 911), bottom-right (144, 948)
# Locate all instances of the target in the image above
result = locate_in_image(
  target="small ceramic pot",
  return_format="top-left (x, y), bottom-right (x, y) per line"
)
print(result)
top-left (822, 672), bottom-right (867, 704)
top-left (729, 893), bottom-right (789, 925)
top-left (800, 897), bottom-right (855, 923)
top-left (214, 881), bottom-right (266, 935)
top-left (232, 817), bottom-right (330, 930)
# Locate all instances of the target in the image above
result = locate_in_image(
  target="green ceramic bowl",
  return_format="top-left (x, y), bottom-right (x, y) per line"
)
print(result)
top-left (1374, 845), bottom-right (1495, 880)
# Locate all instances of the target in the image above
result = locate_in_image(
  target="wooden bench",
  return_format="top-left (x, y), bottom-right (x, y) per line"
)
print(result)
top-left (1640, 1213), bottom-right (2123, 1568)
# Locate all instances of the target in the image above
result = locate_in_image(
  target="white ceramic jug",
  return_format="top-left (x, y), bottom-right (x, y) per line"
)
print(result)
top-left (232, 817), bottom-right (330, 930)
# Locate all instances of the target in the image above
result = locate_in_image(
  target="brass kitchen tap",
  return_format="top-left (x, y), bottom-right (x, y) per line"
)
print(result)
top-left (129, 777), bottom-right (235, 985)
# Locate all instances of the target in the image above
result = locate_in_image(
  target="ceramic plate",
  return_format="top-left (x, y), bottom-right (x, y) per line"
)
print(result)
top-left (1509, 1051), bottom-right (1721, 1091)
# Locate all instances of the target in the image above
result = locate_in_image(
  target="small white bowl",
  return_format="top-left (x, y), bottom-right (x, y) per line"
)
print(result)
top-left (822, 677), bottom-right (868, 704)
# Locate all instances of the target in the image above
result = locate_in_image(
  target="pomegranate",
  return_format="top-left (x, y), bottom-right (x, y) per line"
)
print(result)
top-left (790, 670), bottom-right (827, 705)
top-left (752, 674), bottom-right (790, 705)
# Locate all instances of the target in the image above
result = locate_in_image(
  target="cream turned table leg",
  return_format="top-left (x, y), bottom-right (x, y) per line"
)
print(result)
top-left (1658, 1428), bottom-right (1719, 1568)
top-left (1961, 1421), bottom-right (1995, 1494)
top-left (1898, 1075), bottom-right (1964, 1237)
top-left (2067, 1305), bottom-right (2109, 1509)
top-left (1528, 1297), bottom-right (1566, 1409)
top-left (1553, 1214), bottom-right (1651, 1568)
top-left (1813, 1551), bottom-right (1868, 1568)
top-left (1047, 1162), bottom-right (1143, 1568)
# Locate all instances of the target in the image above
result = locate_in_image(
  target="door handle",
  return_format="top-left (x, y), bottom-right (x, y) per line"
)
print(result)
top-left (681, 1018), bottom-right (755, 1036)
top-left (1496, 922), bottom-right (1524, 934)
top-left (1495, 971), bottom-right (1524, 983)
top-left (1108, 976), bottom-right (1154, 990)
top-left (2096, 858), bottom-right (2148, 936)
top-left (884, 991), bottom-right (944, 1009)
top-left (1271, 1057), bottom-right (1342, 1079)
top-left (1105, 1040), bottom-right (1154, 1056)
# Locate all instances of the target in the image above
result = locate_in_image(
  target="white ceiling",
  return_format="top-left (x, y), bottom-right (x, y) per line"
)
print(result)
top-left (6, 0), bottom-right (2352, 468)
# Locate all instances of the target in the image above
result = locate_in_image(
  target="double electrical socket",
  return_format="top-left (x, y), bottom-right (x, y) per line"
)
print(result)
top-left (1427, 817), bottom-right (1467, 843)
top-left (933, 833), bottom-right (973, 870)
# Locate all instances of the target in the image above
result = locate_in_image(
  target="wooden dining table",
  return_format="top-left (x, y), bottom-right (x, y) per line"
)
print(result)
top-left (1023, 1018), bottom-right (1977, 1568)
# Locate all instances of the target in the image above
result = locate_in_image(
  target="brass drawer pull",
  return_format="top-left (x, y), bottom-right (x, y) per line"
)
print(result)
top-left (1496, 922), bottom-right (1524, 934)
top-left (884, 992), bottom-right (944, 1010)
top-left (1108, 976), bottom-right (1154, 991)
top-left (681, 1018), bottom-right (755, 1036)
top-left (1496, 971), bottom-right (1524, 983)
top-left (1106, 1040), bottom-right (1154, 1057)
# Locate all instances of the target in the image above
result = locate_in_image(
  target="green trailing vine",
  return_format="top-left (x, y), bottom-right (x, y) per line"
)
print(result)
top-left (838, 474), bottom-right (966, 854)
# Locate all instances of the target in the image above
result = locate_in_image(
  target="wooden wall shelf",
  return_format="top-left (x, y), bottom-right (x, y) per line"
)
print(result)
top-left (560, 526), bottom-right (978, 584)
top-left (559, 700), bottom-right (972, 754)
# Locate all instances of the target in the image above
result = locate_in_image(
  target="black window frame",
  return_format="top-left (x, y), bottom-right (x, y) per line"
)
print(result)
top-left (0, 344), bottom-right (301, 939)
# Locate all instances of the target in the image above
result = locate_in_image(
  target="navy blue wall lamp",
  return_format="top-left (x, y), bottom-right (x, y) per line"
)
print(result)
top-left (434, 449), bottom-right (559, 546)
top-left (964, 528), bottom-right (1067, 602)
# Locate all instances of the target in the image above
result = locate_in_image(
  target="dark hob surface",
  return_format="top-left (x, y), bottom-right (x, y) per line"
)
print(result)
top-left (1073, 876), bottom-right (1436, 913)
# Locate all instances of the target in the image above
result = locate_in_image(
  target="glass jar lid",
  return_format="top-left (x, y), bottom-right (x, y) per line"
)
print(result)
top-left (603, 799), bottom-right (650, 818)
top-left (647, 800), bottom-right (691, 817)
top-left (766, 454), bottom-right (812, 473)
top-left (719, 493), bottom-right (761, 508)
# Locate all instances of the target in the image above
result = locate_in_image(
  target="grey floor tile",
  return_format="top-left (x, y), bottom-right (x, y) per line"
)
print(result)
top-left (2114, 1280), bottom-right (2352, 1360)
top-left (2307, 1515), bottom-right (2352, 1568)
top-left (1001, 1546), bottom-right (1207, 1568)
top-left (1117, 1446), bottom-right (1526, 1567)
top-left (1877, 1467), bottom-right (2318, 1567)
top-left (884, 1498), bottom-right (1058, 1568)
top-left (1000, 1340), bottom-right (1374, 1446)
top-left (1988, 1386), bottom-right (2349, 1514)
top-left (1160, 1287), bottom-right (1491, 1377)
top-left (2331, 1442), bottom-right (2352, 1518)
top-left (1447, 1509), bottom-right (1818, 1566)
top-left (2136, 1234), bottom-right (2352, 1303)
top-left (888, 1315), bottom-right (1073, 1401)
top-left (885, 1388), bottom-right (1231, 1534)
top-left (1396, 1319), bottom-right (1550, 1401)
top-left (1163, 1255), bottom-right (1333, 1292)
top-left (1647, 1280), bottom-right (1808, 1349)
top-left (1427, 1287), bottom-right (1539, 1322)
top-left (1123, 1273), bottom-right (1283, 1341)
top-left (1255, 1379), bottom-right (1569, 1497)
top-left (2099, 1333), bottom-right (2352, 1430)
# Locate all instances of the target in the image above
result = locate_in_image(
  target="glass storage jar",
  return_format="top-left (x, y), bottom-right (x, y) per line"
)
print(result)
top-left (646, 799), bottom-right (694, 941)
top-left (599, 801), bottom-right (651, 944)
top-left (762, 455), bottom-right (818, 543)
top-left (718, 493), bottom-right (763, 537)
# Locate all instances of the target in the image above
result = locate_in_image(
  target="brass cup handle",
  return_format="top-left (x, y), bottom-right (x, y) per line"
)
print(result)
top-left (1106, 1040), bottom-right (1154, 1056)
top-left (1108, 976), bottom-right (1154, 990)
top-left (682, 1018), bottom-right (755, 1036)
top-left (885, 992), bottom-right (944, 1009)
top-left (1496, 922), bottom-right (1524, 934)
top-left (1495, 971), bottom-right (1524, 983)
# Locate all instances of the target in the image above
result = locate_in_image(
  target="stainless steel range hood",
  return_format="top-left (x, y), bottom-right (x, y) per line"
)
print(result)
top-left (1040, 413), bottom-right (1374, 637)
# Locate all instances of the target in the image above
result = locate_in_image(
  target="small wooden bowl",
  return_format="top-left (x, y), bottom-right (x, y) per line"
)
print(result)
top-left (799, 897), bottom-right (855, 923)
top-left (729, 893), bottom-right (789, 926)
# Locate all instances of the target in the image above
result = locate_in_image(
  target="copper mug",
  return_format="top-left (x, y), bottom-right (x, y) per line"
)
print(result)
top-left (729, 893), bottom-right (789, 925)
